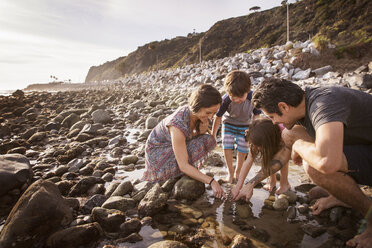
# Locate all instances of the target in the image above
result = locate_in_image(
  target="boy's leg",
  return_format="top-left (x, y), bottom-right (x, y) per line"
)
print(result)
top-left (223, 149), bottom-right (234, 183)
top-left (222, 124), bottom-right (235, 183)
top-left (235, 131), bottom-right (249, 181)
top-left (235, 151), bottom-right (246, 181)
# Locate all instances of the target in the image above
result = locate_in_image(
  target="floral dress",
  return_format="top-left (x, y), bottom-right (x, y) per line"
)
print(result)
top-left (142, 105), bottom-right (216, 182)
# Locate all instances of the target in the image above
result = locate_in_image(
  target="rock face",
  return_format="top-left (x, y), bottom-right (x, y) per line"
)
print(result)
top-left (84, 0), bottom-right (372, 83)
top-left (0, 180), bottom-right (73, 248)
top-left (0, 154), bottom-right (33, 196)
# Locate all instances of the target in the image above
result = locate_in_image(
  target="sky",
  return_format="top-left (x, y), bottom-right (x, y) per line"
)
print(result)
top-left (0, 0), bottom-right (284, 91)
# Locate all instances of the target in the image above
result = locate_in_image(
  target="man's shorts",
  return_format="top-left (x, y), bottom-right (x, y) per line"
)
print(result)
top-left (222, 123), bottom-right (249, 154)
top-left (344, 145), bottom-right (372, 187)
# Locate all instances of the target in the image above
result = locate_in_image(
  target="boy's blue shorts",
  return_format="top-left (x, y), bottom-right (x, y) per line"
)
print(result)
top-left (222, 123), bottom-right (249, 154)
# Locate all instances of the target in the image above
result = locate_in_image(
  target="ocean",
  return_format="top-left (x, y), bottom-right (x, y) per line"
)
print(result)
top-left (0, 90), bottom-right (15, 96)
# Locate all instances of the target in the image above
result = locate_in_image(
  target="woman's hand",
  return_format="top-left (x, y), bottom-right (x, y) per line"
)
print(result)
top-left (199, 120), bottom-right (209, 134)
top-left (211, 180), bottom-right (225, 199)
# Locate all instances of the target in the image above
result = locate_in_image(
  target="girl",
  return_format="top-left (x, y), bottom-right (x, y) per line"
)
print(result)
top-left (231, 118), bottom-right (291, 201)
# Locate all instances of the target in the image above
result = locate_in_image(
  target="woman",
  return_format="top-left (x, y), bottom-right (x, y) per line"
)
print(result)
top-left (143, 84), bottom-right (225, 198)
top-left (231, 118), bottom-right (292, 201)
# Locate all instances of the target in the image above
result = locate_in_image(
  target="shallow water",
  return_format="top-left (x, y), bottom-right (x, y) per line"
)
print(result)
top-left (100, 147), bottom-right (331, 247)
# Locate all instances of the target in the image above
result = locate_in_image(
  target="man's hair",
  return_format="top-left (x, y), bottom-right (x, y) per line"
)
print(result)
top-left (252, 78), bottom-right (304, 115)
top-left (224, 70), bottom-right (251, 97)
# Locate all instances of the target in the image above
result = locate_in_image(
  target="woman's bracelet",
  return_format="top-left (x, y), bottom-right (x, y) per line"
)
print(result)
top-left (208, 177), bottom-right (215, 185)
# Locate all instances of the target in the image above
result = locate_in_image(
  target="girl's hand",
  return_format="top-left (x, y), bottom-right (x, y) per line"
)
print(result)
top-left (234, 184), bottom-right (254, 202)
top-left (231, 184), bottom-right (242, 201)
top-left (211, 180), bottom-right (226, 199)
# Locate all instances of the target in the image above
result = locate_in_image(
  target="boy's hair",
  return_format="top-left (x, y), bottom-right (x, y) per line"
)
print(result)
top-left (224, 70), bottom-right (251, 97)
top-left (245, 118), bottom-right (282, 176)
top-left (252, 78), bottom-right (304, 116)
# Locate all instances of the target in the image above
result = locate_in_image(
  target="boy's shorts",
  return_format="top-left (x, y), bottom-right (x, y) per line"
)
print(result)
top-left (344, 145), bottom-right (372, 187)
top-left (222, 123), bottom-right (249, 154)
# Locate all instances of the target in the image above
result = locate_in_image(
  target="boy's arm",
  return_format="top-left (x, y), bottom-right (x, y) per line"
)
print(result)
top-left (211, 116), bottom-right (222, 138)
top-left (292, 121), bottom-right (347, 174)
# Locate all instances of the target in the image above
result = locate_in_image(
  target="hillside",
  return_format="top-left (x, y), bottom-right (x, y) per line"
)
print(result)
top-left (85, 0), bottom-right (372, 83)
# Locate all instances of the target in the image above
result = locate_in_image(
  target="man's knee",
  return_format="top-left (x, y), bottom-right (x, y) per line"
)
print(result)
top-left (303, 161), bottom-right (327, 186)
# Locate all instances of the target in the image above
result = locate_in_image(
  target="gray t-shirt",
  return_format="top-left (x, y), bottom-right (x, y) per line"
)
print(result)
top-left (216, 92), bottom-right (261, 126)
top-left (298, 86), bottom-right (372, 145)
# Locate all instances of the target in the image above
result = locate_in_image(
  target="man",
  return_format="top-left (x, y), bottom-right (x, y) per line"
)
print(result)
top-left (237, 77), bottom-right (372, 247)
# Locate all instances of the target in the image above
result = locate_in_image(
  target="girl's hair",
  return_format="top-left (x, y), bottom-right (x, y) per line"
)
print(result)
top-left (245, 118), bottom-right (282, 175)
top-left (189, 84), bottom-right (222, 135)
top-left (189, 84), bottom-right (222, 113)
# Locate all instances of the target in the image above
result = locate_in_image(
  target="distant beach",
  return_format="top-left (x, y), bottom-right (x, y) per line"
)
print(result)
top-left (0, 90), bottom-right (15, 96)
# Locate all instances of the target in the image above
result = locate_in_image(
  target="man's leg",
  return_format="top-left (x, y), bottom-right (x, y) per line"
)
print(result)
top-left (284, 125), bottom-right (372, 247)
top-left (303, 161), bottom-right (372, 248)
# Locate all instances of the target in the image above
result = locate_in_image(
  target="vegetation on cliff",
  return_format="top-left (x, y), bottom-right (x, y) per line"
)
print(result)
top-left (85, 0), bottom-right (372, 83)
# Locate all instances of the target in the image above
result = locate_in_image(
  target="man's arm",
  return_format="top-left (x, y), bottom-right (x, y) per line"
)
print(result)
top-left (292, 121), bottom-right (346, 174)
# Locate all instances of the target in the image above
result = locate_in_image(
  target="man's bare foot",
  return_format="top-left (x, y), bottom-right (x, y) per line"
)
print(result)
top-left (308, 186), bottom-right (329, 200)
top-left (346, 225), bottom-right (372, 248)
top-left (276, 183), bottom-right (291, 194)
top-left (311, 195), bottom-right (350, 215)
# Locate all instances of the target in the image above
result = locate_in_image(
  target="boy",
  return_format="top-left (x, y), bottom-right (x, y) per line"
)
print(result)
top-left (212, 70), bottom-right (261, 183)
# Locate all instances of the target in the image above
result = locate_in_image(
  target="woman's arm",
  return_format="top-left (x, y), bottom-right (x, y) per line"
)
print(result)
top-left (169, 126), bottom-right (225, 198)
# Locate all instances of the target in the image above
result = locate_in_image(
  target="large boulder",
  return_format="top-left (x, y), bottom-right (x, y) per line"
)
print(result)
top-left (46, 222), bottom-right (103, 248)
top-left (138, 183), bottom-right (168, 217)
top-left (92, 109), bottom-right (112, 124)
top-left (173, 176), bottom-right (205, 201)
top-left (0, 180), bottom-right (73, 248)
top-left (0, 154), bottom-right (33, 196)
top-left (91, 207), bottom-right (126, 232)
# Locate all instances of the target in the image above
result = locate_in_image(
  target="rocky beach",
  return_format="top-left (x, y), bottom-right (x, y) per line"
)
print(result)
top-left (1, 40), bottom-right (372, 248)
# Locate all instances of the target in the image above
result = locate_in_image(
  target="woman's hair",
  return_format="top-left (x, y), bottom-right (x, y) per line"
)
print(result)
top-left (189, 84), bottom-right (222, 135)
top-left (189, 84), bottom-right (222, 113)
top-left (245, 118), bottom-right (282, 175)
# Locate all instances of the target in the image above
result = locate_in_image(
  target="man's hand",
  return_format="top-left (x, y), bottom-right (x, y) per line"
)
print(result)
top-left (291, 149), bottom-right (303, 165)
